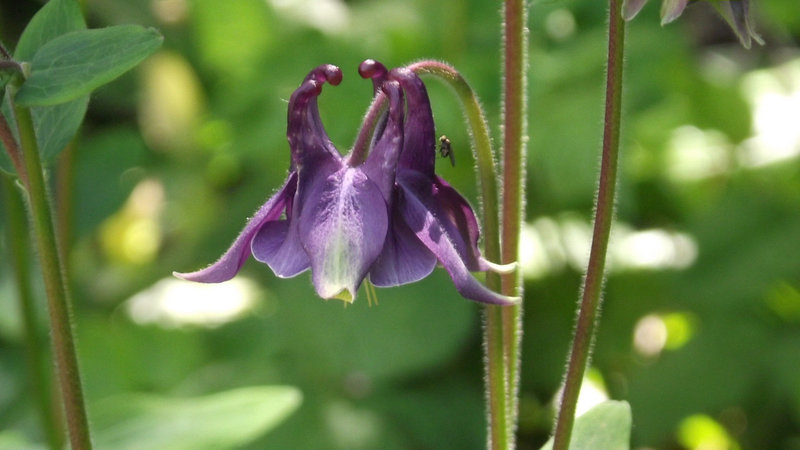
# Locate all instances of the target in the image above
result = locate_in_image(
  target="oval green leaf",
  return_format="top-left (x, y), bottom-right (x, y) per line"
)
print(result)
top-left (15, 25), bottom-right (163, 107)
top-left (541, 401), bottom-right (632, 450)
top-left (0, 0), bottom-right (90, 174)
top-left (14, 0), bottom-right (86, 61)
top-left (91, 386), bottom-right (302, 450)
top-left (0, 94), bottom-right (89, 175)
top-left (33, 95), bottom-right (89, 162)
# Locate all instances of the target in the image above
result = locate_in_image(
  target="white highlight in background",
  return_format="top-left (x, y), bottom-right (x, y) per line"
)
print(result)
top-left (520, 216), bottom-right (698, 279)
top-left (126, 277), bottom-right (260, 327)
top-left (740, 59), bottom-right (800, 167)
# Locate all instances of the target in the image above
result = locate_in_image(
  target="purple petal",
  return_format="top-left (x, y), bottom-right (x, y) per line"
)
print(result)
top-left (173, 174), bottom-right (296, 283)
top-left (251, 219), bottom-right (310, 278)
top-left (350, 59), bottom-right (391, 166)
top-left (429, 176), bottom-right (516, 274)
top-left (622, 0), bottom-right (648, 21)
top-left (253, 63), bottom-right (354, 280)
top-left (396, 171), bottom-right (487, 272)
top-left (298, 167), bottom-right (388, 301)
top-left (396, 182), bottom-right (519, 305)
top-left (287, 64), bottom-right (344, 172)
top-left (360, 80), bottom-right (404, 201)
top-left (369, 203), bottom-right (437, 287)
top-left (430, 175), bottom-right (484, 271)
top-left (660, 0), bottom-right (688, 25)
top-left (251, 172), bottom-right (311, 278)
top-left (389, 68), bottom-right (437, 177)
top-left (265, 149), bottom-right (345, 277)
top-left (713, 0), bottom-right (763, 49)
top-left (359, 59), bottom-right (389, 95)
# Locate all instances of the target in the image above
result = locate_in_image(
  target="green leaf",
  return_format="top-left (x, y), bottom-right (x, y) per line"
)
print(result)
top-left (15, 25), bottom-right (163, 107)
top-left (540, 401), bottom-right (632, 450)
top-left (0, 0), bottom-right (90, 174)
top-left (0, 430), bottom-right (46, 450)
top-left (33, 95), bottom-right (89, 163)
top-left (91, 386), bottom-right (302, 450)
top-left (0, 94), bottom-right (89, 174)
top-left (14, 0), bottom-right (86, 61)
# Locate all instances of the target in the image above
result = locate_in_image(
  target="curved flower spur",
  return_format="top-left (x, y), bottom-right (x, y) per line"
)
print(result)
top-left (174, 61), bottom-right (519, 305)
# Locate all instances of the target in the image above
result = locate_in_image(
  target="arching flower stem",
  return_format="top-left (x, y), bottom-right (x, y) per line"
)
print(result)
top-left (406, 60), bottom-right (512, 448)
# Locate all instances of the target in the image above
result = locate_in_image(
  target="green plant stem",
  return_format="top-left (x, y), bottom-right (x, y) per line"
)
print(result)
top-left (0, 111), bottom-right (28, 187)
top-left (407, 62), bottom-right (501, 260)
top-left (552, 1), bottom-right (625, 449)
top-left (500, 0), bottom-right (527, 447)
top-left (484, 303), bottom-right (510, 450)
top-left (10, 96), bottom-right (93, 450)
top-left (408, 60), bottom-right (510, 449)
top-left (2, 175), bottom-right (64, 450)
top-left (348, 57), bottom-right (521, 447)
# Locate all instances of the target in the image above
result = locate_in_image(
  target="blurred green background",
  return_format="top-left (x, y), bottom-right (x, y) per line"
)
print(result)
top-left (1, 0), bottom-right (799, 448)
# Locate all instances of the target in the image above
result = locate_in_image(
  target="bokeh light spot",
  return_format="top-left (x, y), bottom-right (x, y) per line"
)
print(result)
top-left (634, 312), bottom-right (695, 358)
top-left (678, 414), bottom-right (740, 450)
top-left (633, 314), bottom-right (668, 358)
top-left (765, 282), bottom-right (800, 323)
top-left (100, 179), bottom-right (165, 265)
top-left (126, 277), bottom-right (260, 328)
top-left (545, 9), bottom-right (576, 42)
top-left (740, 58), bottom-right (800, 167)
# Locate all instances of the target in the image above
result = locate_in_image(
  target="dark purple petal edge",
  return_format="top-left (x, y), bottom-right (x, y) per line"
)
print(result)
top-left (173, 174), bottom-right (296, 283)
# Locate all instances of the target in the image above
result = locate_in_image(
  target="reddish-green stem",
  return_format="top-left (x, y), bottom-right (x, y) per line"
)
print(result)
top-left (3, 176), bottom-right (64, 449)
top-left (552, 1), bottom-right (625, 448)
top-left (408, 59), bottom-right (511, 449)
top-left (0, 112), bottom-right (28, 187)
top-left (10, 95), bottom-right (93, 450)
top-left (346, 53), bottom-right (523, 448)
top-left (498, 0), bottom-right (528, 447)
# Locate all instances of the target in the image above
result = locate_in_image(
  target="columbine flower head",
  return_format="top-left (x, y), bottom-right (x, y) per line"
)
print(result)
top-left (623, 0), bottom-right (764, 49)
top-left (175, 61), bottom-right (518, 306)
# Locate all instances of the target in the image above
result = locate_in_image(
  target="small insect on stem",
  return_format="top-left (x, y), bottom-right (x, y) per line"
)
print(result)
top-left (438, 135), bottom-right (455, 166)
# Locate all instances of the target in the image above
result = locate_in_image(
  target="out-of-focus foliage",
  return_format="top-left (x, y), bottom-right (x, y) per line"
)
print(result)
top-left (1, 0), bottom-right (799, 448)
top-left (541, 401), bottom-right (632, 450)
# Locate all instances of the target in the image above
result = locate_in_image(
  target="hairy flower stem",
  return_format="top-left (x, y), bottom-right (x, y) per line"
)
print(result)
top-left (0, 112), bottom-right (28, 187)
top-left (501, 1), bottom-right (527, 446)
top-left (407, 61), bottom-right (501, 262)
top-left (350, 55), bottom-right (522, 446)
top-left (552, 1), bottom-right (625, 449)
top-left (408, 60), bottom-right (510, 448)
top-left (2, 176), bottom-right (64, 450)
top-left (10, 95), bottom-right (93, 450)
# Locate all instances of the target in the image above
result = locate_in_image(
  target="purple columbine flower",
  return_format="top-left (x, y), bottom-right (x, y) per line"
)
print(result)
top-left (175, 61), bottom-right (518, 305)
